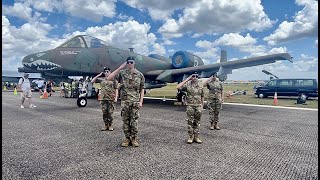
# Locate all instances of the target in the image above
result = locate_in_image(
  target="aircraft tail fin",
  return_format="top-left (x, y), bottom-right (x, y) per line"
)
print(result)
top-left (220, 50), bottom-right (227, 63)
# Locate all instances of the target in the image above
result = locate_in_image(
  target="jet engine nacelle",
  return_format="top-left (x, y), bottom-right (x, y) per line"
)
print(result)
top-left (171, 51), bottom-right (204, 68)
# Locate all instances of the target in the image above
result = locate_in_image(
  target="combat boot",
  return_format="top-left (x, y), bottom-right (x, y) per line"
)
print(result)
top-left (121, 138), bottom-right (131, 147)
top-left (214, 122), bottom-right (220, 130)
top-left (209, 122), bottom-right (215, 130)
top-left (108, 123), bottom-right (114, 131)
top-left (194, 134), bottom-right (203, 144)
top-left (131, 137), bottom-right (140, 147)
top-left (187, 134), bottom-right (194, 144)
top-left (101, 124), bottom-right (109, 131)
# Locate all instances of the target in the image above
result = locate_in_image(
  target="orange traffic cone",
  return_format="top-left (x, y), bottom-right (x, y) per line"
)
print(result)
top-left (273, 92), bottom-right (278, 106)
top-left (43, 90), bottom-right (49, 99)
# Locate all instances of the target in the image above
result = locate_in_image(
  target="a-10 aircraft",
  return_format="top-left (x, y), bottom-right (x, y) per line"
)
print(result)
top-left (18, 35), bottom-right (293, 103)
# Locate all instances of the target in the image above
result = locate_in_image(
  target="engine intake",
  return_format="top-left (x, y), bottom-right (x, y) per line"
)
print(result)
top-left (171, 51), bottom-right (204, 68)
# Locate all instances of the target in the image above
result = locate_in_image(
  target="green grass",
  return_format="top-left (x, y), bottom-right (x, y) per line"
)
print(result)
top-left (145, 83), bottom-right (318, 109)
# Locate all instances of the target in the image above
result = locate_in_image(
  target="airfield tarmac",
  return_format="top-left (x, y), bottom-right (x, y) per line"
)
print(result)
top-left (2, 92), bottom-right (318, 179)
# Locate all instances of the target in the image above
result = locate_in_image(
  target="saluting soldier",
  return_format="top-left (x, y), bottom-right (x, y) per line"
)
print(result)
top-left (91, 67), bottom-right (118, 131)
top-left (176, 72), bottom-right (204, 144)
top-left (107, 57), bottom-right (145, 147)
top-left (203, 72), bottom-right (224, 130)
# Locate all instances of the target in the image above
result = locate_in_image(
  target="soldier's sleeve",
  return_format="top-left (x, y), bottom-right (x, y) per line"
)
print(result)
top-left (220, 82), bottom-right (223, 91)
top-left (115, 72), bottom-right (121, 84)
top-left (206, 80), bottom-right (210, 90)
top-left (113, 79), bottom-right (118, 89)
top-left (201, 87), bottom-right (204, 98)
top-left (181, 83), bottom-right (188, 92)
top-left (140, 73), bottom-right (145, 90)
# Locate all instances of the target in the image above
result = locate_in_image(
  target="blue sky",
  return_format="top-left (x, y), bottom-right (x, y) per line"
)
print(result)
top-left (2, 0), bottom-right (318, 80)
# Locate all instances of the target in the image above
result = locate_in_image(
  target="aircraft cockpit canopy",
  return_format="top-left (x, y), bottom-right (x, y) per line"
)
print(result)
top-left (58, 35), bottom-right (110, 48)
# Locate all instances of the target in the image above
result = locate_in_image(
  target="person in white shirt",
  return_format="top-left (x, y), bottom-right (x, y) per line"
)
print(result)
top-left (18, 73), bottom-right (37, 108)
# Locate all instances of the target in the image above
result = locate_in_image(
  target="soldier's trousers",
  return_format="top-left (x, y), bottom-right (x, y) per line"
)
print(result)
top-left (186, 105), bottom-right (202, 137)
top-left (207, 98), bottom-right (222, 123)
top-left (121, 101), bottom-right (140, 138)
top-left (100, 100), bottom-right (115, 125)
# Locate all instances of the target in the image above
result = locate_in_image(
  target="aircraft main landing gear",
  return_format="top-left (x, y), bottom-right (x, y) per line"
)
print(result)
top-left (176, 90), bottom-right (187, 105)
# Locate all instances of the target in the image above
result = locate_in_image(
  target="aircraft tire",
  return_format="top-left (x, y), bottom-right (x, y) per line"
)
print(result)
top-left (77, 97), bottom-right (87, 107)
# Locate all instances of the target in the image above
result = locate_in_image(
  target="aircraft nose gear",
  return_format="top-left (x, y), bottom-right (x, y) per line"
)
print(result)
top-left (77, 88), bottom-right (88, 107)
top-left (77, 97), bottom-right (87, 107)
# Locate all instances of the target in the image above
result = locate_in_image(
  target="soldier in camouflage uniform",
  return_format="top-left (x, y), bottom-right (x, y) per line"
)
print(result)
top-left (107, 57), bottom-right (145, 147)
top-left (203, 72), bottom-right (224, 130)
top-left (91, 67), bottom-right (118, 131)
top-left (177, 72), bottom-right (204, 144)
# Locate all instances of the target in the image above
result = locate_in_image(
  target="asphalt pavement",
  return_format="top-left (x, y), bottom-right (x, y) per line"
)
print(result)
top-left (2, 92), bottom-right (318, 179)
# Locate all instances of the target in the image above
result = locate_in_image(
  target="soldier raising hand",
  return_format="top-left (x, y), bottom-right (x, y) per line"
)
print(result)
top-left (108, 56), bottom-right (145, 147)
top-left (177, 72), bottom-right (204, 144)
top-left (92, 67), bottom-right (118, 131)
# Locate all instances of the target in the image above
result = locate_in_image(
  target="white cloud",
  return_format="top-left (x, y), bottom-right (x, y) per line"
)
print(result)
top-left (268, 47), bottom-right (288, 54)
top-left (61, 0), bottom-right (116, 22)
top-left (2, 2), bottom-right (33, 21)
top-left (118, 13), bottom-right (134, 20)
top-left (228, 53), bottom-right (317, 80)
top-left (159, 0), bottom-right (273, 39)
top-left (168, 49), bottom-right (175, 53)
top-left (213, 33), bottom-right (257, 47)
top-left (122, 0), bottom-right (195, 20)
top-left (2, 16), bottom-right (61, 71)
top-left (162, 39), bottom-right (176, 46)
top-left (315, 40), bottom-right (318, 46)
top-left (3, 0), bottom-right (117, 22)
top-left (212, 33), bottom-right (266, 55)
top-left (264, 0), bottom-right (318, 45)
top-left (150, 43), bottom-right (166, 55)
top-left (195, 40), bottom-right (212, 49)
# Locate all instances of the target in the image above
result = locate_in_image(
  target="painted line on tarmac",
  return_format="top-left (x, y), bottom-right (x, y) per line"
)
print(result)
top-left (222, 102), bottom-right (318, 111)
top-left (144, 97), bottom-right (318, 111)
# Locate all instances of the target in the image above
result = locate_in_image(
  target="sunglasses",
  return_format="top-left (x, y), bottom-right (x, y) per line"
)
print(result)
top-left (127, 61), bottom-right (134, 64)
top-left (192, 75), bottom-right (199, 78)
top-left (104, 70), bottom-right (110, 73)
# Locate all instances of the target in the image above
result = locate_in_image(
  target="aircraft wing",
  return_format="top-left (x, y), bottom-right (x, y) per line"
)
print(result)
top-left (145, 53), bottom-right (292, 82)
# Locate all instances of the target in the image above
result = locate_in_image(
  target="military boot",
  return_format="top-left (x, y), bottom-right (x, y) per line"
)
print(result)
top-left (194, 134), bottom-right (203, 144)
top-left (131, 137), bottom-right (140, 147)
top-left (101, 124), bottom-right (109, 131)
top-left (214, 122), bottom-right (220, 130)
top-left (209, 122), bottom-right (215, 130)
top-left (187, 134), bottom-right (194, 144)
top-left (108, 123), bottom-right (114, 131)
top-left (121, 138), bottom-right (131, 147)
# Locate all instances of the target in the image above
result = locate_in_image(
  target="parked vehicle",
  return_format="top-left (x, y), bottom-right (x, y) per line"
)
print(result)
top-left (255, 79), bottom-right (318, 99)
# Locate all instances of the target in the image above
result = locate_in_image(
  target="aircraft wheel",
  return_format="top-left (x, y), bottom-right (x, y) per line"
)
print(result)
top-left (77, 97), bottom-right (87, 107)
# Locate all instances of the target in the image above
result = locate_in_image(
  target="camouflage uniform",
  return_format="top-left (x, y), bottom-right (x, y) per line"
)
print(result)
top-left (116, 69), bottom-right (145, 138)
top-left (100, 79), bottom-right (118, 126)
top-left (206, 79), bottom-right (223, 123)
top-left (181, 80), bottom-right (204, 137)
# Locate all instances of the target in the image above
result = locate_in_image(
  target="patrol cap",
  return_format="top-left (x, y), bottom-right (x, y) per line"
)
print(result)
top-left (192, 71), bottom-right (199, 78)
top-left (23, 73), bottom-right (29, 77)
top-left (126, 56), bottom-right (135, 61)
top-left (103, 67), bottom-right (111, 72)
